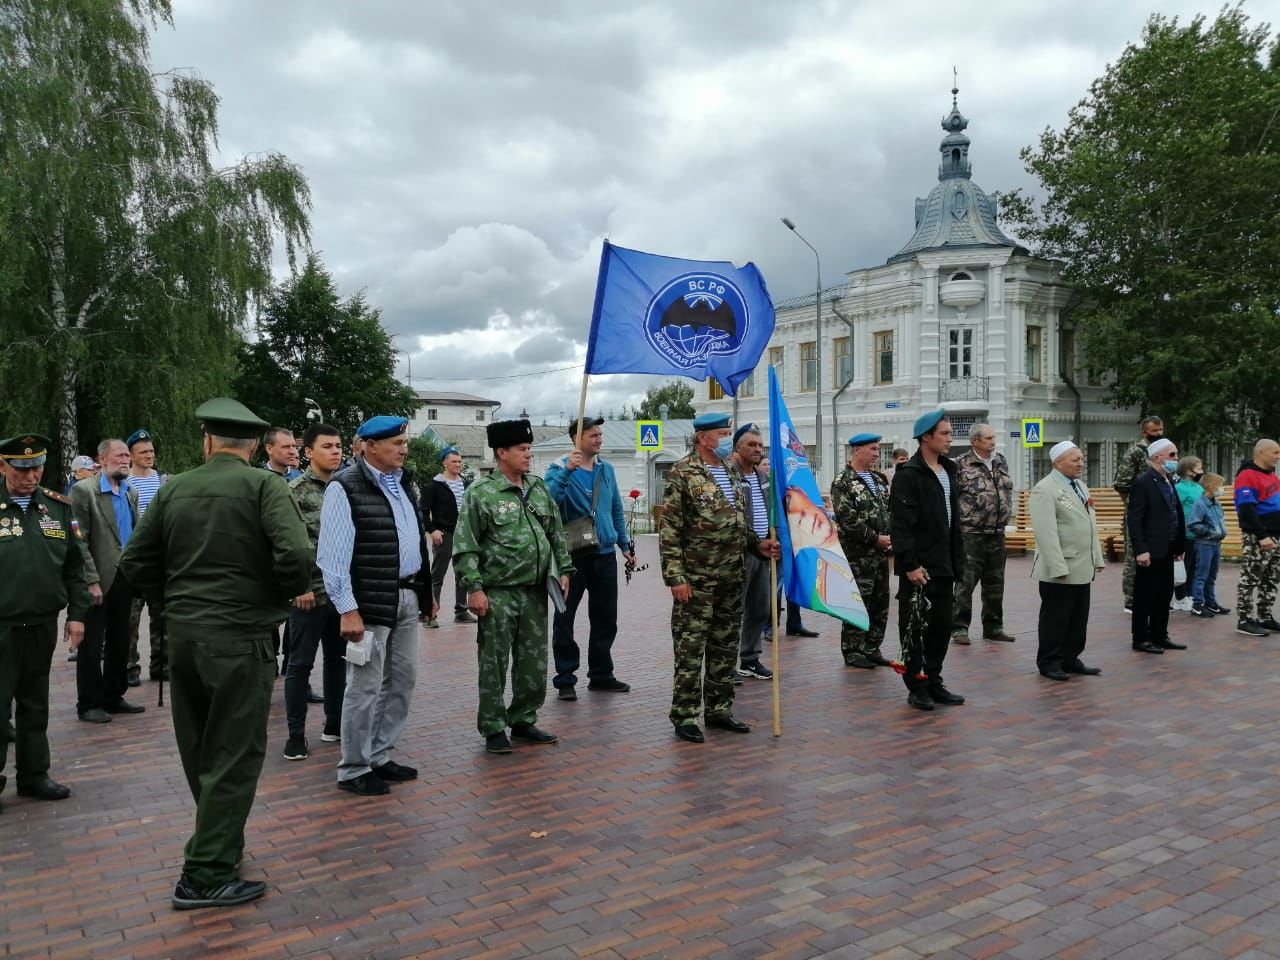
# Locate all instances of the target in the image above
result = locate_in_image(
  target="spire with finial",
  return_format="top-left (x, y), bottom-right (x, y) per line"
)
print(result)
top-left (938, 69), bottom-right (971, 180)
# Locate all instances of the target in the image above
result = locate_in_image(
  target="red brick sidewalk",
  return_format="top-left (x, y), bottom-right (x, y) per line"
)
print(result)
top-left (4, 552), bottom-right (1279, 959)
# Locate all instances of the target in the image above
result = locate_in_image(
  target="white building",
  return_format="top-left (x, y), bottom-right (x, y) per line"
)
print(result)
top-left (408, 390), bottom-right (502, 435)
top-left (702, 91), bottom-right (1139, 491)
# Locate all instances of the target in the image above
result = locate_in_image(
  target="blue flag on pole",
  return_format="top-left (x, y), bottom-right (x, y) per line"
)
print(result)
top-left (584, 241), bottom-right (776, 396)
top-left (767, 366), bottom-right (869, 629)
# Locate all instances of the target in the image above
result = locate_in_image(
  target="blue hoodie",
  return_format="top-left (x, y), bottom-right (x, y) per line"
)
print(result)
top-left (545, 455), bottom-right (630, 553)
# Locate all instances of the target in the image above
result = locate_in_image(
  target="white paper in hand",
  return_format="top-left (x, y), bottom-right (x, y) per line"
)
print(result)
top-left (345, 630), bottom-right (374, 666)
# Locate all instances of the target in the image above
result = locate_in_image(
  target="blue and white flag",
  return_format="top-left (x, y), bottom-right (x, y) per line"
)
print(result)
top-left (584, 241), bottom-right (776, 396)
top-left (768, 366), bottom-right (869, 630)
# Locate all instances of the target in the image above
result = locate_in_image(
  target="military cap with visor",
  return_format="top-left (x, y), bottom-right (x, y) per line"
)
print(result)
top-left (0, 433), bottom-right (52, 468)
top-left (195, 398), bottom-right (270, 440)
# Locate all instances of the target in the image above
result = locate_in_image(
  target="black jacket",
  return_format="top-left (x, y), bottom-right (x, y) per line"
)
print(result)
top-left (1126, 467), bottom-right (1186, 561)
top-left (422, 475), bottom-right (466, 534)
top-left (889, 450), bottom-right (964, 577)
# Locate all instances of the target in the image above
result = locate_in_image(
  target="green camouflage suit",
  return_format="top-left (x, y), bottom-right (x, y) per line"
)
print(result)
top-left (951, 450), bottom-right (1013, 639)
top-left (659, 453), bottom-right (758, 726)
top-left (1113, 439), bottom-right (1151, 607)
top-left (830, 466), bottom-right (891, 663)
top-left (453, 472), bottom-right (572, 736)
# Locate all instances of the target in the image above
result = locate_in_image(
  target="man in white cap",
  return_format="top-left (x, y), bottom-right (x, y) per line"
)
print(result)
top-left (1125, 437), bottom-right (1187, 654)
top-left (1029, 442), bottom-right (1106, 680)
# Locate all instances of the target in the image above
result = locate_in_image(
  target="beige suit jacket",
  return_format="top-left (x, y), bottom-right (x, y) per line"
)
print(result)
top-left (70, 474), bottom-right (140, 595)
top-left (1029, 471), bottom-right (1106, 584)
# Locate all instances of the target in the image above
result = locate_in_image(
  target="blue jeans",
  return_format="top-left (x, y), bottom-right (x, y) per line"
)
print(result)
top-left (1191, 541), bottom-right (1221, 607)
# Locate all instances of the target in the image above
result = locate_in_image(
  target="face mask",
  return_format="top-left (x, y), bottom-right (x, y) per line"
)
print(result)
top-left (1163, 459), bottom-right (1178, 474)
top-left (713, 437), bottom-right (734, 460)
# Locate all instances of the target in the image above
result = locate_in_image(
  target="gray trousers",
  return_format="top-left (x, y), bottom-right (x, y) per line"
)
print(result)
top-left (338, 589), bottom-right (419, 782)
top-left (739, 552), bottom-right (772, 666)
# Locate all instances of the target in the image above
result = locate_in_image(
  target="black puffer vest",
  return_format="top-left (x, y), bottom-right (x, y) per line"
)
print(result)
top-left (333, 462), bottom-right (425, 628)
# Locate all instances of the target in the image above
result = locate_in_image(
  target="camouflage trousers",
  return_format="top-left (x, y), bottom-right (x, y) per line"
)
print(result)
top-left (952, 532), bottom-right (1006, 637)
top-left (476, 585), bottom-right (548, 735)
top-left (670, 573), bottom-right (742, 725)
top-left (840, 553), bottom-right (890, 662)
top-left (1121, 518), bottom-right (1136, 607)
top-left (1237, 534), bottom-right (1280, 621)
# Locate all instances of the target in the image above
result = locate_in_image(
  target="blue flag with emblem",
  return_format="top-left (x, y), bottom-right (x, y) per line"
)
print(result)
top-left (584, 241), bottom-right (776, 396)
top-left (767, 366), bottom-right (869, 629)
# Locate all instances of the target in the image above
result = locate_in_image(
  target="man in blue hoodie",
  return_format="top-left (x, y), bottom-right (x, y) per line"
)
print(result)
top-left (545, 417), bottom-right (634, 700)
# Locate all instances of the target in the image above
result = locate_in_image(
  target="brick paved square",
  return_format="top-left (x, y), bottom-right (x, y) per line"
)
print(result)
top-left (2, 553), bottom-right (1278, 958)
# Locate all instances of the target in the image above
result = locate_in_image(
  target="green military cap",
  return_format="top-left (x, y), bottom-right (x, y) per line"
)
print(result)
top-left (195, 397), bottom-right (270, 440)
top-left (0, 433), bottom-right (52, 468)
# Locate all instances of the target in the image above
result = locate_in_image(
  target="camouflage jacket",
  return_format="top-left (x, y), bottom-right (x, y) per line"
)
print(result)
top-left (1112, 439), bottom-right (1150, 498)
top-left (453, 472), bottom-right (573, 593)
top-left (289, 467), bottom-right (330, 603)
top-left (953, 450), bottom-right (1013, 534)
top-left (830, 467), bottom-right (891, 558)
top-left (658, 452), bottom-right (757, 587)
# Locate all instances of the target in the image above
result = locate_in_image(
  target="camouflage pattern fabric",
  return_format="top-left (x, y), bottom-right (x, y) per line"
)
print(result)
top-left (659, 452), bottom-right (755, 724)
top-left (475, 585), bottom-right (548, 734)
top-left (289, 467), bottom-right (330, 603)
top-left (830, 467), bottom-right (891, 662)
top-left (1113, 439), bottom-right (1150, 606)
top-left (952, 532), bottom-right (1006, 637)
top-left (953, 451), bottom-right (1013, 534)
top-left (1237, 533), bottom-right (1280, 621)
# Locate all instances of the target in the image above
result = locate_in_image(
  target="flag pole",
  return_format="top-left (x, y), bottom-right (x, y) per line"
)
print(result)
top-left (769, 524), bottom-right (781, 737)
top-left (575, 373), bottom-right (589, 445)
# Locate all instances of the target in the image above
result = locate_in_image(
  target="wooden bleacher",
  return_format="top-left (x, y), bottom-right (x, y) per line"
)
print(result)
top-left (1004, 486), bottom-right (1244, 561)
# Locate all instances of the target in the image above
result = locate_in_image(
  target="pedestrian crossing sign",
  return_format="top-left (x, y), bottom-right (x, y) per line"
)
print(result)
top-left (1021, 418), bottom-right (1044, 447)
top-left (636, 420), bottom-right (662, 451)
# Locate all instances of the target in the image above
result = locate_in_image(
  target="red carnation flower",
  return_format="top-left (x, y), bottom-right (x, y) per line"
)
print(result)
top-left (629, 489), bottom-right (642, 499)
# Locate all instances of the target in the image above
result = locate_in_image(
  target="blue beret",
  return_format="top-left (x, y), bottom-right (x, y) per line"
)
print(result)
top-left (440, 446), bottom-right (459, 458)
top-left (693, 413), bottom-right (731, 431)
top-left (847, 433), bottom-right (881, 447)
top-left (911, 408), bottom-right (947, 439)
top-left (357, 416), bottom-right (409, 441)
top-left (125, 429), bottom-right (152, 448)
top-left (732, 423), bottom-right (759, 447)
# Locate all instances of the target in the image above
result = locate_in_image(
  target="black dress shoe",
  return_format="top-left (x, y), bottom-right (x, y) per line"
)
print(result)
top-left (674, 723), bottom-right (704, 743)
top-left (126, 674), bottom-right (142, 688)
top-left (557, 687), bottom-right (577, 701)
top-left (1133, 642), bottom-right (1164, 654)
top-left (307, 688), bottom-right (324, 704)
top-left (705, 715), bottom-right (751, 733)
top-left (907, 690), bottom-right (934, 711)
top-left (786, 628), bottom-right (820, 638)
top-left (511, 724), bottom-right (557, 744)
top-left (78, 708), bottom-right (111, 723)
top-left (337, 771), bottom-right (389, 796)
top-left (485, 732), bottom-right (512, 754)
top-left (172, 874), bottom-right (267, 911)
top-left (1066, 662), bottom-right (1102, 676)
top-left (371, 760), bottom-right (417, 781)
top-left (867, 653), bottom-right (892, 667)
top-left (846, 655), bottom-right (876, 669)
top-left (1156, 639), bottom-right (1187, 650)
top-left (1039, 668), bottom-right (1070, 681)
top-left (587, 678), bottom-right (631, 692)
top-left (17, 777), bottom-right (71, 801)
top-left (929, 686), bottom-right (966, 705)
top-left (105, 699), bottom-right (146, 714)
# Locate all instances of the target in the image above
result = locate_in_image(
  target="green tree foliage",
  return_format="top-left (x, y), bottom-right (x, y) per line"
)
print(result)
top-left (635, 380), bottom-right (696, 420)
top-left (405, 433), bottom-right (448, 483)
top-left (233, 254), bottom-right (415, 441)
top-left (0, 0), bottom-right (311, 473)
top-left (1003, 9), bottom-right (1280, 443)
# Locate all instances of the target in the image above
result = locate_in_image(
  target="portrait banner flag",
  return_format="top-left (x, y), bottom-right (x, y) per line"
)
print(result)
top-left (584, 241), bottom-right (776, 396)
top-left (767, 366), bottom-right (869, 629)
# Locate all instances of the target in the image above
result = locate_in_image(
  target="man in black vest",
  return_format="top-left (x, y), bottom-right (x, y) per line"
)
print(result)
top-left (317, 416), bottom-right (433, 797)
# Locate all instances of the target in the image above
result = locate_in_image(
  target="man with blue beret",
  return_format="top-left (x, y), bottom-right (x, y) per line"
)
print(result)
top-left (888, 409), bottom-right (966, 711)
top-left (0, 433), bottom-right (90, 812)
top-left (119, 398), bottom-right (313, 908)
top-left (830, 433), bottom-right (893, 669)
top-left (659, 413), bottom-right (780, 743)
top-left (317, 415), bottom-right (431, 794)
top-left (422, 444), bottom-right (472, 627)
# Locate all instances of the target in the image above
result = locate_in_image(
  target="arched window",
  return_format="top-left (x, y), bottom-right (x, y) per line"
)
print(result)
top-left (950, 271), bottom-right (972, 281)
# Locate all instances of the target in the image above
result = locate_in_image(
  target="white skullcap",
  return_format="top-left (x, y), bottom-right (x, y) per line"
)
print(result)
top-left (1049, 441), bottom-right (1078, 462)
top-left (1148, 438), bottom-right (1175, 459)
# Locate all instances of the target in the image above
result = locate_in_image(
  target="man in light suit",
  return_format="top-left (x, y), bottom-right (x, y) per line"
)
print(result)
top-left (1029, 441), bottom-right (1106, 681)
top-left (70, 438), bottom-right (145, 721)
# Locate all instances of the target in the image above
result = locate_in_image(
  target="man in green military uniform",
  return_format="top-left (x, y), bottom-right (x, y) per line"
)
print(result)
top-left (830, 433), bottom-right (893, 669)
top-left (119, 399), bottom-right (312, 910)
top-left (454, 419), bottom-right (572, 755)
top-left (1113, 415), bottom-right (1164, 611)
top-left (659, 413), bottom-right (779, 743)
top-left (0, 434), bottom-right (89, 812)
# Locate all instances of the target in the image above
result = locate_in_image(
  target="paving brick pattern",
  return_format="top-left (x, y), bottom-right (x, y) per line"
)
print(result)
top-left (3, 551), bottom-right (1280, 959)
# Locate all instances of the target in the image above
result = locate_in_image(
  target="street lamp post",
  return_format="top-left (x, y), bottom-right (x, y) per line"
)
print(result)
top-left (782, 217), bottom-right (822, 481)
top-left (303, 397), bottom-right (324, 423)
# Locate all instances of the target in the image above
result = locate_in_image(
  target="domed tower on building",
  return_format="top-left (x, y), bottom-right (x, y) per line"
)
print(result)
top-left (700, 86), bottom-right (1138, 492)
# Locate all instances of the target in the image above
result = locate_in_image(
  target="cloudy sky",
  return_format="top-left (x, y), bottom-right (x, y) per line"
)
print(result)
top-left (152, 0), bottom-right (1276, 423)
